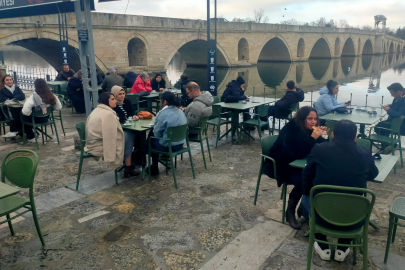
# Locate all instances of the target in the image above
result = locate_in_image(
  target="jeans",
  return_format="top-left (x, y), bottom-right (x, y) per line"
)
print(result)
top-left (149, 138), bottom-right (184, 164)
top-left (8, 107), bottom-right (23, 133)
top-left (22, 115), bottom-right (49, 140)
top-left (124, 130), bottom-right (135, 159)
top-left (71, 94), bottom-right (86, 114)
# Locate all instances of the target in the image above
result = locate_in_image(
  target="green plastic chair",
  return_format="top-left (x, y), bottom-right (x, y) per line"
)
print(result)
top-left (75, 122), bottom-right (121, 191)
top-left (126, 94), bottom-right (148, 114)
top-left (213, 96), bottom-right (220, 104)
top-left (384, 197), bottom-right (405, 263)
top-left (0, 150), bottom-right (45, 246)
top-left (51, 95), bottom-right (66, 136)
top-left (242, 104), bottom-right (270, 139)
top-left (21, 106), bottom-right (60, 150)
top-left (313, 102), bottom-right (316, 109)
top-left (0, 105), bottom-right (12, 136)
top-left (151, 92), bottom-right (164, 114)
top-left (207, 104), bottom-right (232, 148)
top-left (148, 124), bottom-right (195, 189)
top-left (272, 102), bottom-right (299, 133)
top-left (356, 138), bottom-right (371, 150)
top-left (306, 185), bottom-right (376, 270)
top-left (326, 120), bottom-right (335, 141)
top-left (188, 117), bottom-right (212, 169)
top-left (253, 135), bottom-right (287, 224)
top-left (369, 116), bottom-right (404, 167)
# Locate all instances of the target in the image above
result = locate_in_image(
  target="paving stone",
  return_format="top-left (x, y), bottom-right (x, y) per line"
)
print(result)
top-left (141, 230), bottom-right (197, 251)
top-left (64, 233), bottom-right (95, 251)
top-left (220, 210), bottom-right (242, 232)
top-left (112, 201), bottom-right (136, 213)
top-left (108, 244), bottom-right (146, 270)
top-left (260, 254), bottom-right (308, 270)
top-left (103, 225), bottom-right (131, 242)
top-left (277, 239), bottom-right (308, 260)
top-left (5, 232), bottom-right (34, 244)
top-left (196, 227), bottom-right (233, 251)
top-left (86, 213), bottom-right (125, 230)
top-left (164, 250), bottom-right (205, 270)
top-left (63, 199), bottom-right (107, 215)
top-left (56, 247), bottom-right (106, 270)
top-left (199, 184), bottom-right (226, 196)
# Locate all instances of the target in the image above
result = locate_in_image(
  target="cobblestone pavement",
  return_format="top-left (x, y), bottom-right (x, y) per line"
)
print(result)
top-left (1, 107), bottom-right (405, 269)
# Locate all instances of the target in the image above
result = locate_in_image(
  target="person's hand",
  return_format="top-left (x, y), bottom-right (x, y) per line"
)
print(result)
top-left (159, 88), bottom-right (164, 91)
top-left (179, 107), bottom-right (185, 112)
top-left (76, 88), bottom-right (80, 91)
top-left (241, 85), bottom-right (245, 91)
top-left (133, 115), bottom-right (139, 120)
top-left (311, 128), bottom-right (324, 139)
top-left (67, 77), bottom-right (71, 80)
top-left (88, 78), bottom-right (91, 82)
top-left (383, 105), bottom-right (390, 111)
top-left (319, 126), bottom-right (328, 131)
top-left (245, 95), bottom-right (249, 99)
top-left (343, 103), bottom-right (349, 107)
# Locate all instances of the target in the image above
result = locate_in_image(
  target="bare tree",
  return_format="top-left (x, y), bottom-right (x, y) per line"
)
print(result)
top-left (316, 17), bottom-right (327, 27)
top-left (362, 25), bottom-right (373, 31)
top-left (232, 17), bottom-right (245, 22)
top-left (280, 18), bottom-right (301, 25)
top-left (253, 9), bottom-right (269, 23)
top-left (338, 19), bottom-right (350, 28)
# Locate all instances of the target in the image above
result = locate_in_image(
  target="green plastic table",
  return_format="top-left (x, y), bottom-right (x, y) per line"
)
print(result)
top-left (320, 108), bottom-right (386, 136)
top-left (122, 118), bottom-right (154, 179)
top-left (47, 81), bottom-right (67, 94)
top-left (139, 90), bottom-right (181, 113)
top-left (217, 100), bottom-right (269, 144)
top-left (0, 182), bottom-right (19, 199)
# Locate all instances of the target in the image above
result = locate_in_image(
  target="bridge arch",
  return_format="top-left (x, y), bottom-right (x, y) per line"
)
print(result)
top-left (397, 44), bottom-right (401, 53)
top-left (127, 34), bottom-right (149, 67)
top-left (0, 31), bottom-right (107, 72)
top-left (362, 39), bottom-right (373, 55)
top-left (238, 38), bottom-right (249, 60)
top-left (334, 38), bottom-right (340, 56)
top-left (309, 38), bottom-right (331, 59)
top-left (164, 35), bottom-right (231, 69)
top-left (297, 38), bottom-right (305, 58)
top-left (341, 37), bottom-right (355, 56)
top-left (389, 42), bottom-right (394, 53)
top-left (258, 37), bottom-right (291, 62)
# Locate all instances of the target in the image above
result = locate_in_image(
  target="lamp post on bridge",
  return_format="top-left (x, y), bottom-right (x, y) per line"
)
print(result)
top-left (207, 0), bottom-right (218, 96)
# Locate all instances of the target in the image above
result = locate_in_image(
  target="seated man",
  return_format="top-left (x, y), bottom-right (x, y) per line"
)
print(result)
top-left (268, 80), bottom-right (304, 117)
top-left (301, 120), bottom-right (378, 262)
top-left (181, 82), bottom-right (213, 137)
top-left (220, 76), bottom-right (248, 102)
top-left (101, 67), bottom-right (124, 93)
top-left (55, 65), bottom-right (75, 81)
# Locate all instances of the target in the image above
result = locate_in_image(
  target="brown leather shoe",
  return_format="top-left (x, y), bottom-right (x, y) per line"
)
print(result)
top-left (124, 166), bottom-right (140, 178)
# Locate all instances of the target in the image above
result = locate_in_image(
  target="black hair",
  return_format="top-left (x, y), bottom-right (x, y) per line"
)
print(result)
top-left (161, 91), bottom-right (181, 107)
top-left (286, 80), bottom-right (295, 90)
top-left (333, 120), bottom-right (357, 141)
top-left (153, 73), bottom-right (162, 80)
top-left (326, 80), bottom-right (339, 95)
top-left (98, 92), bottom-right (113, 107)
top-left (180, 74), bottom-right (189, 81)
top-left (294, 106), bottom-right (319, 131)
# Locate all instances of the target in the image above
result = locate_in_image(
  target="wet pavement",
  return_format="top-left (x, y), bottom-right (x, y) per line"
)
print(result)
top-left (1, 107), bottom-right (405, 269)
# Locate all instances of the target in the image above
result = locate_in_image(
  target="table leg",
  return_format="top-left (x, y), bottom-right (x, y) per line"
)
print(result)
top-left (137, 130), bottom-right (147, 180)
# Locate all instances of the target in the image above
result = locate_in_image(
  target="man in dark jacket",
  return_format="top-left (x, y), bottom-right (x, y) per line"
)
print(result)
top-left (301, 120), bottom-right (378, 262)
top-left (101, 67), bottom-right (124, 93)
top-left (220, 76), bottom-right (247, 102)
top-left (55, 65), bottom-right (75, 81)
top-left (269, 80), bottom-right (304, 117)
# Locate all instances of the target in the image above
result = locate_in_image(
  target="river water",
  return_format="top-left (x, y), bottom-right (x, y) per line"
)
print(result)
top-left (1, 45), bottom-right (404, 107)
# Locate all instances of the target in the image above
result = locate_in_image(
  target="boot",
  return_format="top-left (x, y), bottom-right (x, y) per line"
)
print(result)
top-left (124, 166), bottom-right (140, 178)
top-left (286, 198), bottom-right (301, 230)
top-left (146, 163), bottom-right (160, 176)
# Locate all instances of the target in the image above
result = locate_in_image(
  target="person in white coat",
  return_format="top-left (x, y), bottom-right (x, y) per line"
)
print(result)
top-left (21, 79), bottom-right (62, 142)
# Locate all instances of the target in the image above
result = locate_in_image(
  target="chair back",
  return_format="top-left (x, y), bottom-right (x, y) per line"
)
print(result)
top-left (261, 135), bottom-right (278, 155)
top-left (391, 116), bottom-right (404, 135)
top-left (75, 122), bottom-right (87, 146)
top-left (326, 120), bottom-right (335, 140)
top-left (290, 102), bottom-right (299, 112)
top-left (59, 82), bottom-right (68, 92)
top-left (31, 106), bottom-right (53, 118)
top-left (256, 105), bottom-right (269, 118)
top-left (213, 96), bottom-right (220, 104)
top-left (198, 117), bottom-right (209, 135)
top-left (356, 138), bottom-right (371, 150)
top-left (1, 150), bottom-right (38, 189)
top-left (313, 102), bottom-right (316, 109)
top-left (310, 185), bottom-right (375, 227)
top-left (57, 94), bottom-right (66, 107)
top-left (211, 104), bottom-right (222, 118)
top-left (167, 124), bottom-right (188, 143)
top-left (126, 94), bottom-right (138, 104)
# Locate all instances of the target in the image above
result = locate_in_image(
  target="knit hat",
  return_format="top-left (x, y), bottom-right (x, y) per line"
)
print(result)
top-left (236, 76), bottom-right (245, 85)
top-left (387, 83), bottom-right (404, 92)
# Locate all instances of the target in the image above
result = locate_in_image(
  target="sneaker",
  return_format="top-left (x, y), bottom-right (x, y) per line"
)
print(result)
top-left (334, 247), bottom-right (350, 262)
top-left (2, 132), bottom-right (17, 138)
top-left (314, 242), bottom-right (331, 261)
top-left (27, 138), bottom-right (36, 143)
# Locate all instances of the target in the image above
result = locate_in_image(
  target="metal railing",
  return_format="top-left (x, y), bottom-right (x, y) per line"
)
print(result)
top-left (5, 66), bottom-right (58, 91)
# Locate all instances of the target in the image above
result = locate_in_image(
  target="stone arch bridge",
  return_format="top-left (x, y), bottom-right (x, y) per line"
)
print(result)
top-left (0, 13), bottom-right (404, 73)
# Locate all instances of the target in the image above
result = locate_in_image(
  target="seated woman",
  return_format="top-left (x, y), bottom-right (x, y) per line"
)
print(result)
top-left (131, 73), bottom-right (152, 94)
top-left (146, 91), bottom-right (187, 175)
top-left (0, 75), bottom-right (26, 138)
top-left (315, 80), bottom-right (349, 116)
top-left (111, 86), bottom-right (140, 177)
top-left (264, 106), bottom-right (327, 230)
top-left (151, 73), bottom-right (166, 91)
top-left (67, 70), bottom-right (86, 114)
top-left (376, 83), bottom-right (405, 136)
top-left (21, 79), bottom-right (62, 142)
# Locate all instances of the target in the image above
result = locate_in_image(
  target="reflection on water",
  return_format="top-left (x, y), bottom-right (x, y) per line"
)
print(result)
top-left (308, 59), bottom-right (330, 80)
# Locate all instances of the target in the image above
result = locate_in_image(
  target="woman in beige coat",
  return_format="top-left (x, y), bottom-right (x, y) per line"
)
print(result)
top-left (85, 93), bottom-right (139, 177)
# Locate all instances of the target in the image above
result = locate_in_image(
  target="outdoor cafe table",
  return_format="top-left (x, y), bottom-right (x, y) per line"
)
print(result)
top-left (289, 154), bottom-right (399, 230)
top-left (216, 99), bottom-right (276, 144)
top-left (121, 118), bottom-right (154, 179)
top-left (138, 89), bottom-right (181, 114)
top-left (320, 108), bottom-right (386, 137)
top-left (0, 182), bottom-right (19, 200)
top-left (47, 81), bottom-right (67, 94)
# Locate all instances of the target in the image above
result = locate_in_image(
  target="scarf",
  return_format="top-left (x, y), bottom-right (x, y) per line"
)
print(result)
top-left (32, 92), bottom-right (47, 113)
top-left (4, 84), bottom-right (15, 94)
top-left (111, 85), bottom-right (125, 105)
top-left (73, 70), bottom-right (83, 80)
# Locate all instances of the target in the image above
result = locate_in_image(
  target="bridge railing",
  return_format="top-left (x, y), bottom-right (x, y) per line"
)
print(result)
top-left (6, 66), bottom-right (58, 91)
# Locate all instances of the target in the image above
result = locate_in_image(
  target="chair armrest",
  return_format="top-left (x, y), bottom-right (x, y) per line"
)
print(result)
top-left (369, 125), bottom-right (392, 137)
top-left (149, 136), bottom-right (169, 141)
top-left (260, 154), bottom-right (277, 179)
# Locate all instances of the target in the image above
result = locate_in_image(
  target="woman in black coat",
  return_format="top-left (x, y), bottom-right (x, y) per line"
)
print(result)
top-left (150, 73), bottom-right (166, 91)
top-left (67, 70), bottom-right (86, 114)
top-left (264, 106), bottom-right (327, 230)
top-left (1, 75), bottom-right (26, 138)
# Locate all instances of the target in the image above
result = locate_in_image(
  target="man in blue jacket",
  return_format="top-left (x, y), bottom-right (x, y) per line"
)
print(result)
top-left (220, 76), bottom-right (247, 102)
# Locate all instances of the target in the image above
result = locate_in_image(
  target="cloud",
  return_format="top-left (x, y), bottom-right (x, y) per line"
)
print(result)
top-left (95, 0), bottom-right (404, 29)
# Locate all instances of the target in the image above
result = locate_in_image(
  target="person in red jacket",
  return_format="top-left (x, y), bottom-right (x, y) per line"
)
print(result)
top-left (131, 72), bottom-right (152, 93)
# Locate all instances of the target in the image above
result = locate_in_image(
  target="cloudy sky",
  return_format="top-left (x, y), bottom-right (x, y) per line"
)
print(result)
top-left (95, 0), bottom-right (404, 30)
